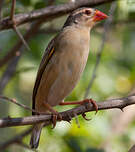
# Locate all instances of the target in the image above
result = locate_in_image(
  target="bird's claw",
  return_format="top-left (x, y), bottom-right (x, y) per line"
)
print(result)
top-left (51, 112), bottom-right (62, 129)
top-left (81, 98), bottom-right (98, 114)
top-left (81, 98), bottom-right (98, 120)
top-left (82, 113), bottom-right (91, 121)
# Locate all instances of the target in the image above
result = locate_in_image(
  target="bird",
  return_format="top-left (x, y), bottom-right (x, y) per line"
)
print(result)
top-left (30, 7), bottom-right (108, 149)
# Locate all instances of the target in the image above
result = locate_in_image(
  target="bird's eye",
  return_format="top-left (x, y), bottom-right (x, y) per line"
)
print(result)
top-left (85, 10), bottom-right (91, 15)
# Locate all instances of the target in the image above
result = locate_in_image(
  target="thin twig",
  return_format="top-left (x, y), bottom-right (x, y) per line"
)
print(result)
top-left (0, 95), bottom-right (50, 115)
top-left (0, 95), bottom-right (135, 128)
top-left (13, 25), bottom-right (30, 51)
top-left (0, 95), bottom-right (40, 114)
top-left (84, 2), bottom-right (117, 98)
top-left (10, 0), bottom-right (30, 51)
top-left (10, 0), bottom-right (16, 20)
top-left (0, 0), bottom-right (115, 31)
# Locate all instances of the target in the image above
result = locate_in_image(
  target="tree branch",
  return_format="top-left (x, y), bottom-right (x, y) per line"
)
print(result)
top-left (129, 145), bottom-right (135, 152)
top-left (10, 0), bottom-right (16, 20)
top-left (0, 0), bottom-right (115, 31)
top-left (0, 95), bottom-right (135, 128)
top-left (0, 95), bottom-right (40, 114)
top-left (10, 0), bottom-right (30, 51)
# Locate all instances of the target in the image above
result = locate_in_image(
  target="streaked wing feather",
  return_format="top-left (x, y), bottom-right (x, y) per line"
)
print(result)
top-left (32, 37), bottom-right (56, 115)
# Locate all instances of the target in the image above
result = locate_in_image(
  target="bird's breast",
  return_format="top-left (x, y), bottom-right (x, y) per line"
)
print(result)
top-left (57, 28), bottom-right (90, 77)
top-left (61, 39), bottom-right (90, 80)
top-left (47, 28), bottom-right (90, 103)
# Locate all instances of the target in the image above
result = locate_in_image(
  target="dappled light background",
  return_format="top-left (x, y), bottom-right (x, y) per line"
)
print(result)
top-left (0, 0), bottom-right (135, 152)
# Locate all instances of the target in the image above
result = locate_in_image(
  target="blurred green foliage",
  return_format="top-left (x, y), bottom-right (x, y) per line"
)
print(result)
top-left (0, 0), bottom-right (135, 152)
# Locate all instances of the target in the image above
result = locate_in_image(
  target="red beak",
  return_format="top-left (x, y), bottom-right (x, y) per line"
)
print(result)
top-left (93, 10), bottom-right (108, 22)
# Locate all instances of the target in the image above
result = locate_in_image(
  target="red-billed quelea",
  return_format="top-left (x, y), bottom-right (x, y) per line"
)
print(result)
top-left (30, 7), bottom-right (108, 149)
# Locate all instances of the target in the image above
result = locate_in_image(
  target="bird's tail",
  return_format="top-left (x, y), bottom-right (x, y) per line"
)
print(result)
top-left (30, 123), bottom-right (44, 149)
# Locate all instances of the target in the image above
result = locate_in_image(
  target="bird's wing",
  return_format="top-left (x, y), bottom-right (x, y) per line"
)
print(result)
top-left (32, 37), bottom-right (56, 115)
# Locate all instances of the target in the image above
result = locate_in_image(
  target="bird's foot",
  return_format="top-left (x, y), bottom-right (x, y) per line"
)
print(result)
top-left (59, 98), bottom-right (98, 121)
top-left (81, 99), bottom-right (98, 121)
top-left (51, 111), bottom-right (62, 129)
top-left (43, 102), bottom-right (62, 129)
top-left (80, 99), bottom-right (98, 113)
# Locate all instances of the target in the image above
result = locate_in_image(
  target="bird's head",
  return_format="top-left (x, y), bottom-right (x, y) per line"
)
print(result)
top-left (63, 7), bottom-right (108, 29)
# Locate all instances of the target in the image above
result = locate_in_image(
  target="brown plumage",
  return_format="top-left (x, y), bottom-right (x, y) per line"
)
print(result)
top-left (30, 7), bottom-right (108, 149)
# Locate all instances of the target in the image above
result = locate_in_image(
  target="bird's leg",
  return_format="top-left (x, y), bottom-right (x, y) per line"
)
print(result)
top-left (43, 102), bottom-right (62, 128)
top-left (59, 99), bottom-right (98, 111)
top-left (59, 99), bottom-right (98, 121)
